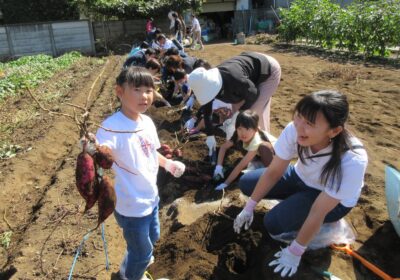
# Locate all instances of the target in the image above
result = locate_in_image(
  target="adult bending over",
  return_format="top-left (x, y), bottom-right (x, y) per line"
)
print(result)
top-left (233, 90), bottom-right (368, 277)
top-left (188, 51), bottom-right (281, 156)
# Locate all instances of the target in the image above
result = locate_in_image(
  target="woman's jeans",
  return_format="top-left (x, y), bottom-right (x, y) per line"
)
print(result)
top-left (114, 206), bottom-right (160, 280)
top-left (239, 165), bottom-right (352, 235)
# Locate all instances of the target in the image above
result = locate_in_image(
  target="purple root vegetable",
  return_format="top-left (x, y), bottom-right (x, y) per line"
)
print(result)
top-left (96, 175), bottom-right (116, 228)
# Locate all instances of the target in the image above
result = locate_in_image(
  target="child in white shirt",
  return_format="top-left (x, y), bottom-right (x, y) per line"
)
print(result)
top-left (213, 110), bottom-right (274, 190)
top-left (96, 67), bottom-right (185, 280)
top-left (233, 90), bottom-right (368, 277)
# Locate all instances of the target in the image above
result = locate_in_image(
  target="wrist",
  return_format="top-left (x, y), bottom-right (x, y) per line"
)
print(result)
top-left (288, 240), bottom-right (307, 256)
top-left (244, 198), bottom-right (257, 213)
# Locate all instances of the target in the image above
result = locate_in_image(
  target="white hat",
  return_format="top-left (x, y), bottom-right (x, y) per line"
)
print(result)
top-left (188, 67), bottom-right (222, 105)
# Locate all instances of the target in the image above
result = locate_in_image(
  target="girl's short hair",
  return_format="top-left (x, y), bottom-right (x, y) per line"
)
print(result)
top-left (116, 66), bottom-right (154, 88)
top-left (165, 55), bottom-right (184, 71)
top-left (173, 68), bottom-right (186, 81)
top-left (235, 110), bottom-right (259, 130)
top-left (145, 58), bottom-right (161, 73)
top-left (295, 90), bottom-right (352, 191)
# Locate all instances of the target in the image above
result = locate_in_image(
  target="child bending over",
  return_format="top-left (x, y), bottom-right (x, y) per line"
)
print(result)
top-left (214, 110), bottom-right (274, 190)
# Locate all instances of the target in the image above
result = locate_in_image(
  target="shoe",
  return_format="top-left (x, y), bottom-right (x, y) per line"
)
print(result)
top-left (188, 128), bottom-right (200, 136)
top-left (141, 271), bottom-right (170, 280)
top-left (147, 255), bottom-right (155, 267)
top-left (190, 47), bottom-right (196, 50)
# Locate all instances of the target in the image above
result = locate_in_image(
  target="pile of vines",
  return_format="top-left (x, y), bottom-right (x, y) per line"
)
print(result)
top-left (278, 0), bottom-right (400, 58)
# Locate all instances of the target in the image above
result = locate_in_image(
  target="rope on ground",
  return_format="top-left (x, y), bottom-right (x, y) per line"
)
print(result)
top-left (101, 223), bottom-right (110, 271)
top-left (68, 223), bottom-right (110, 279)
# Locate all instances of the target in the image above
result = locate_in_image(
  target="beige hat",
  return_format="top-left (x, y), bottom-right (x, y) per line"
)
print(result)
top-left (188, 67), bottom-right (222, 105)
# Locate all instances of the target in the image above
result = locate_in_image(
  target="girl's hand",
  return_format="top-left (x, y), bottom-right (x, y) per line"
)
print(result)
top-left (213, 165), bottom-right (224, 179)
top-left (184, 117), bottom-right (196, 131)
top-left (268, 240), bottom-right (306, 277)
top-left (165, 160), bottom-right (186, 177)
top-left (215, 182), bottom-right (228, 191)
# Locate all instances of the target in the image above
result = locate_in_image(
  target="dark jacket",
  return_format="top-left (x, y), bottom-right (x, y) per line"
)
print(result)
top-left (203, 52), bottom-right (271, 135)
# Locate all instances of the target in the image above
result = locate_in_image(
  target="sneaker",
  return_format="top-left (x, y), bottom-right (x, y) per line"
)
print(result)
top-left (141, 271), bottom-right (170, 280)
top-left (147, 255), bottom-right (155, 267)
top-left (188, 128), bottom-right (200, 136)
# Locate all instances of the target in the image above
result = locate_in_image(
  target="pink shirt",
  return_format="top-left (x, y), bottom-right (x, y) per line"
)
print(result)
top-left (146, 21), bottom-right (153, 33)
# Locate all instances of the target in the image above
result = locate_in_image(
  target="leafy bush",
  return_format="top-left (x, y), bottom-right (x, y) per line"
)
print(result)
top-left (0, 52), bottom-right (82, 100)
top-left (278, 0), bottom-right (400, 57)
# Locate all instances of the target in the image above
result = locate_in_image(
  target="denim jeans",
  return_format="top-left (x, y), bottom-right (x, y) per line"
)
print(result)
top-left (239, 165), bottom-right (352, 235)
top-left (114, 205), bottom-right (160, 280)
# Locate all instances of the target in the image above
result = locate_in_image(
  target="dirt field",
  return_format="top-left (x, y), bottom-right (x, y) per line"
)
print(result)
top-left (0, 43), bottom-right (399, 280)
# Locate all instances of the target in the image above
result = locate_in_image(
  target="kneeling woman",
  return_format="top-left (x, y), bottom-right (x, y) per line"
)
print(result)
top-left (233, 90), bottom-right (368, 277)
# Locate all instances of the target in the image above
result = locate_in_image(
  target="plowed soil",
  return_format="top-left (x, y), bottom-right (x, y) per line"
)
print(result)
top-left (0, 43), bottom-right (399, 280)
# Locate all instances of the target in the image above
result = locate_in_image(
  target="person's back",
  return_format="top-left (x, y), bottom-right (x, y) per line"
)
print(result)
top-left (123, 49), bottom-right (146, 68)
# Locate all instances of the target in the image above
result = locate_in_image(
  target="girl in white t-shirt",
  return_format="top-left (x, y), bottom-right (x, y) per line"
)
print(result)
top-left (233, 90), bottom-right (368, 277)
top-left (96, 67), bottom-right (185, 280)
top-left (213, 110), bottom-right (274, 190)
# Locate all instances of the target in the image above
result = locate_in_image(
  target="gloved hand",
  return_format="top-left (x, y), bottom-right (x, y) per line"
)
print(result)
top-left (79, 133), bottom-right (98, 155)
top-left (215, 182), bottom-right (228, 191)
top-left (165, 160), bottom-right (186, 178)
top-left (213, 165), bottom-right (224, 179)
top-left (205, 136), bottom-right (216, 156)
top-left (184, 117), bottom-right (196, 131)
top-left (185, 95), bottom-right (195, 110)
top-left (233, 198), bottom-right (257, 234)
top-left (268, 241), bottom-right (305, 277)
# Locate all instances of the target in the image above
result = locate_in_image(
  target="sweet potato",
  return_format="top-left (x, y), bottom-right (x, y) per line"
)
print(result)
top-left (96, 175), bottom-right (116, 228)
top-left (165, 153), bottom-right (173, 159)
top-left (172, 148), bottom-right (182, 158)
top-left (84, 175), bottom-right (99, 213)
top-left (160, 144), bottom-right (172, 154)
top-left (94, 145), bottom-right (114, 169)
top-left (75, 151), bottom-right (95, 200)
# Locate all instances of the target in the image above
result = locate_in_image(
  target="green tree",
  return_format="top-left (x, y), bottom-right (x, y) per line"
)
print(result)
top-left (74, 0), bottom-right (202, 20)
top-left (2, 0), bottom-right (79, 24)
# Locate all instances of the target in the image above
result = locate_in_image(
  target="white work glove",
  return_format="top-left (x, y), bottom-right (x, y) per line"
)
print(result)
top-left (213, 165), bottom-right (224, 179)
top-left (184, 117), bottom-right (196, 131)
top-left (185, 95), bottom-right (195, 110)
top-left (79, 133), bottom-right (98, 155)
top-left (233, 198), bottom-right (257, 234)
top-left (165, 160), bottom-right (186, 178)
top-left (268, 241), bottom-right (304, 277)
top-left (205, 136), bottom-right (216, 156)
top-left (215, 182), bottom-right (228, 191)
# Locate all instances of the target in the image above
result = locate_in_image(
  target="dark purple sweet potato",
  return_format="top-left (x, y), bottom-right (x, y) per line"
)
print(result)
top-left (94, 145), bottom-right (114, 169)
top-left (96, 176), bottom-right (116, 228)
top-left (76, 151), bottom-right (95, 200)
top-left (84, 174), bottom-right (100, 213)
top-left (173, 148), bottom-right (182, 158)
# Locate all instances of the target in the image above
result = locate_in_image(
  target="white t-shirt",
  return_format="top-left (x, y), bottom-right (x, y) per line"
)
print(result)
top-left (274, 122), bottom-right (368, 207)
top-left (192, 18), bottom-right (201, 32)
top-left (96, 112), bottom-right (161, 217)
top-left (162, 39), bottom-right (174, 50)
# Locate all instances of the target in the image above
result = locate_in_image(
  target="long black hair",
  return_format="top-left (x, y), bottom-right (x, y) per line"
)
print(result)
top-left (230, 110), bottom-right (270, 144)
top-left (116, 66), bottom-right (155, 89)
top-left (295, 90), bottom-right (353, 191)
